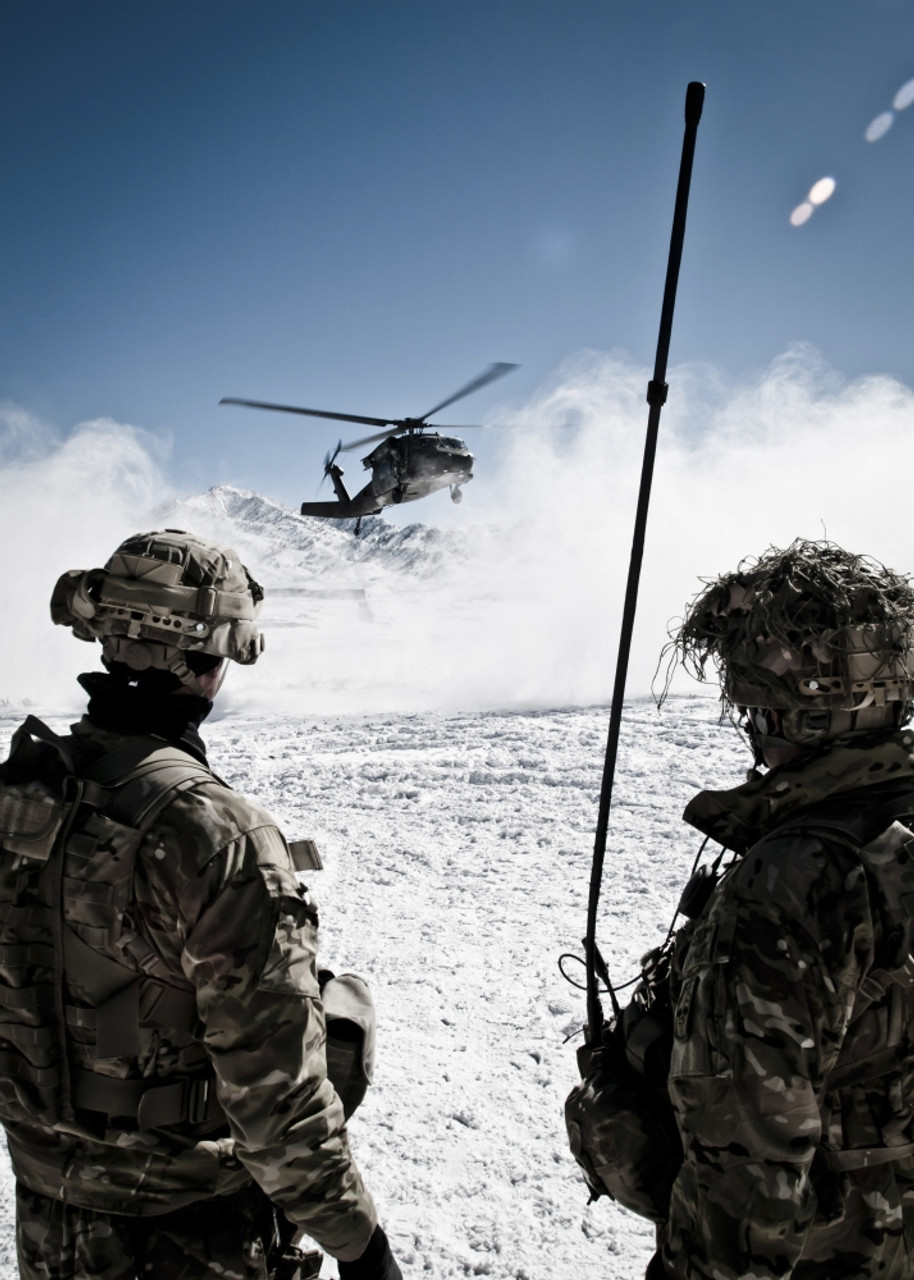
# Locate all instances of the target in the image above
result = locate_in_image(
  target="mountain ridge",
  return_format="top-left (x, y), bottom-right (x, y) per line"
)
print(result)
top-left (148, 484), bottom-right (475, 587)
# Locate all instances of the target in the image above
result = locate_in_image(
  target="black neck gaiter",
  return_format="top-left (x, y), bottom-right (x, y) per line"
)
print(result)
top-left (78, 670), bottom-right (212, 765)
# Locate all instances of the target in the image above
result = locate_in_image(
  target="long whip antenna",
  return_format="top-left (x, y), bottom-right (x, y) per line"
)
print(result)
top-left (584, 82), bottom-right (705, 1049)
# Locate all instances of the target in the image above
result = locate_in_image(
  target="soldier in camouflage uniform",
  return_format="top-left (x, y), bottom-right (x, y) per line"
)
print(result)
top-left (0, 531), bottom-right (402, 1280)
top-left (571, 540), bottom-right (914, 1280)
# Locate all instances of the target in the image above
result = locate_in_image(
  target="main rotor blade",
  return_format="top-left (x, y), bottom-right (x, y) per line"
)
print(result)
top-left (417, 362), bottom-right (518, 421)
top-left (429, 421), bottom-right (572, 431)
top-left (219, 397), bottom-right (393, 429)
top-left (339, 427), bottom-right (405, 451)
top-left (339, 417), bottom-right (555, 452)
top-left (409, 423), bottom-right (496, 431)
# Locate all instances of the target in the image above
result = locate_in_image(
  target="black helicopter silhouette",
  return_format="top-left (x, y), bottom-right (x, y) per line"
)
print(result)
top-left (220, 362), bottom-right (517, 529)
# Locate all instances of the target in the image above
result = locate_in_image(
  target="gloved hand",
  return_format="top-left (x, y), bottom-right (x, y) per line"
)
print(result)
top-left (645, 1252), bottom-right (670, 1280)
top-left (645, 1249), bottom-right (670, 1280)
top-left (338, 1226), bottom-right (403, 1280)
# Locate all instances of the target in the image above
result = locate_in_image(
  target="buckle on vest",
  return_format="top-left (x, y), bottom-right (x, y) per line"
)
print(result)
top-left (186, 1075), bottom-right (211, 1126)
top-left (129, 1074), bottom-right (214, 1129)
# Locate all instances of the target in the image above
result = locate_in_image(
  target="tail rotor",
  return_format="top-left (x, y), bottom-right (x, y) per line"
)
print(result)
top-left (320, 440), bottom-right (343, 490)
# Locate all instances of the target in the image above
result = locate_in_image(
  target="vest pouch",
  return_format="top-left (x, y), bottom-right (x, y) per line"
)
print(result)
top-left (622, 1001), bottom-right (675, 1083)
top-left (0, 716), bottom-right (79, 862)
top-left (0, 779), bottom-right (67, 862)
top-left (565, 1027), bottom-right (682, 1223)
top-left (318, 970), bottom-right (375, 1120)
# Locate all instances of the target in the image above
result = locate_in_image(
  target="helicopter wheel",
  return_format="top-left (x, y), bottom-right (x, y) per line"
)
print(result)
top-left (391, 486), bottom-right (404, 504)
top-left (450, 485), bottom-right (463, 505)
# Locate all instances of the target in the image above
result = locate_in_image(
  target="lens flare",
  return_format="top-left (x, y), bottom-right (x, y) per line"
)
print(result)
top-left (894, 78), bottom-right (914, 111)
top-left (808, 177), bottom-right (836, 205)
top-left (790, 202), bottom-right (814, 227)
top-left (866, 111), bottom-right (894, 142)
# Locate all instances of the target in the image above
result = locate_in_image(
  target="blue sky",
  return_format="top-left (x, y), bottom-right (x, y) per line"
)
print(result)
top-left (3, 0), bottom-right (914, 517)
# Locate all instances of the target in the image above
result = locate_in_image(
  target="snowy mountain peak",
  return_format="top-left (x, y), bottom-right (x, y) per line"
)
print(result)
top-left (147, 485), bottom-right (471, 586)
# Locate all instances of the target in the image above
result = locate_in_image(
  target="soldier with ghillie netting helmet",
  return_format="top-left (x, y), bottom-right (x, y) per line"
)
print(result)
top-left (0, 530), bottom-right (403, 1280)
top-left (569, 540), bottom-right (914, 1280)
top-left (673, 538), bottom-right (914, 768)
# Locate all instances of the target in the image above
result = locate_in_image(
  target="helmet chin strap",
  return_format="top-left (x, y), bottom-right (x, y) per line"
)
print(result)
top-left (741, 702), bottom-right (910, 768)
top-left (102, 638), bottom-right (227, 699)
top-left (741, 708), bottom-right (807, 769)
top-left (174, 660), bottom-right (228, 700)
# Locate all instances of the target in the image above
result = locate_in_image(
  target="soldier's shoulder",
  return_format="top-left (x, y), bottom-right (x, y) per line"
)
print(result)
top-left (165, 774), bottom-right (279, 834)
top-left (140, 778), bottom-right (293, 885)
top-left (724, 820), bottom-right (866, 933)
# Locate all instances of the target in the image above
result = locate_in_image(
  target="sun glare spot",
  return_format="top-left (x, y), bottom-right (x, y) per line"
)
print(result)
top-left (790, 202), bottom-right (814, 227)
top-left (894, 78), bottom-right (914, 112)
top-left (865, 111), bottom-right (894, 142)
top-left (808, 177), bottom-right (836, 205)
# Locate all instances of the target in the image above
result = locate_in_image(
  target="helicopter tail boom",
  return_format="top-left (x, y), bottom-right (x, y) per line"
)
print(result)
top-left (300, 465), bottom-right (383, 519)
top-left (299, 499), bottom-right (357, 517)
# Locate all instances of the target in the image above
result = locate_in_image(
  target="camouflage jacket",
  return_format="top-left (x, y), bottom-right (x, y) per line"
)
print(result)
top-left (2, 715), bottom-right (376, 1263)
top-left (657, 729), bottom-right (914, 1280)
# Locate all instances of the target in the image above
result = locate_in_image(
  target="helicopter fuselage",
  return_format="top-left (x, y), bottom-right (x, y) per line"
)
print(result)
top-left (300, 431), bottom-right (474, 520)
top-left (365, 432), bottom-right (473, 504)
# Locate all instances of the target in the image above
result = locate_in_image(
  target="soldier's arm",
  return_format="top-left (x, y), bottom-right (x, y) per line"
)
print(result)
top-left (657, 840), bottom-right (858, 1280)
top-left (140, 789), bottom-right (378, 1262)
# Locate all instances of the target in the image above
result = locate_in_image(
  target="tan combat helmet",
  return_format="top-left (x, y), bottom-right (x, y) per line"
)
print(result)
top-left (51, 529), bottom-right (265, 696)
top-left (668, 539), bottom-right (914, 750)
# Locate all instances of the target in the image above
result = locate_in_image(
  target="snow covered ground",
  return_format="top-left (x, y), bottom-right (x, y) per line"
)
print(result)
top-left (0, 487), bottom-right (753, 1278)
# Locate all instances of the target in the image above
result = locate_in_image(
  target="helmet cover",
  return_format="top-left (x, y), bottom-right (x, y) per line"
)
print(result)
top-left (50, 530), bottom-right (265, 688)
top-left (664, 540), bottom-right (914, 717)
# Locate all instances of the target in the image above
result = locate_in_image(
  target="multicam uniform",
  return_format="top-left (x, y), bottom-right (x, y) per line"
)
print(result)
top-left (657, 730), bottom-right (914, 1280)
top-left (3, 712), bottom-right (376, 1278)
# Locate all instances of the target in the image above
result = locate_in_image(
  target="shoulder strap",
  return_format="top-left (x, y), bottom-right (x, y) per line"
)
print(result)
top-left (84, 737), bottom-right (211, 787)
top-left (85, 745), bottom-right (217, 835)
top-left (4, 716), bottom-right (216, 822)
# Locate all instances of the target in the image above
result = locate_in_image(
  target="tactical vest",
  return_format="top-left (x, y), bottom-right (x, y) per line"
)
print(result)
top-left (0, 715), bottom-right (232, 1134)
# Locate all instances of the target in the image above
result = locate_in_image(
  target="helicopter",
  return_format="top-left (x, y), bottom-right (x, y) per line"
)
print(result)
top-left (220, 362), bottom-right (518, 530)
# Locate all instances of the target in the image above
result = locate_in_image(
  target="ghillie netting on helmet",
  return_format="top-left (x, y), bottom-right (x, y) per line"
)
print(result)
top-left (657, 539), bottom-right (914, 716)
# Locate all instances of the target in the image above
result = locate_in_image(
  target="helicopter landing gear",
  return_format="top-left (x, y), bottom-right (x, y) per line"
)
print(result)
top-left (354, 516), bottom-right (363, 536)
top-left (450, 485), bottom-right (463, 504)
top-left (391, 486), bottom-right (404, 504)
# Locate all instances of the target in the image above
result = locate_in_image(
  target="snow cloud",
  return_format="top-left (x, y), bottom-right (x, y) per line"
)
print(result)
top-left (457, 342), bottom-right (914, 709)
top-left (0, 407), bottom-right (172, 710)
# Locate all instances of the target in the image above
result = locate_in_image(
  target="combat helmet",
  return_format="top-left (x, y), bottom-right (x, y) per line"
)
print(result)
top-left (51, 529), bottom-right (265, 696)
top-left (668, 539), bottom-right (914, 755)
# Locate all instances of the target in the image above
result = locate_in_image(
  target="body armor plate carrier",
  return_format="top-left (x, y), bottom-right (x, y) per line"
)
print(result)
top-left (0, 715), bottom-right (228, 1134)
